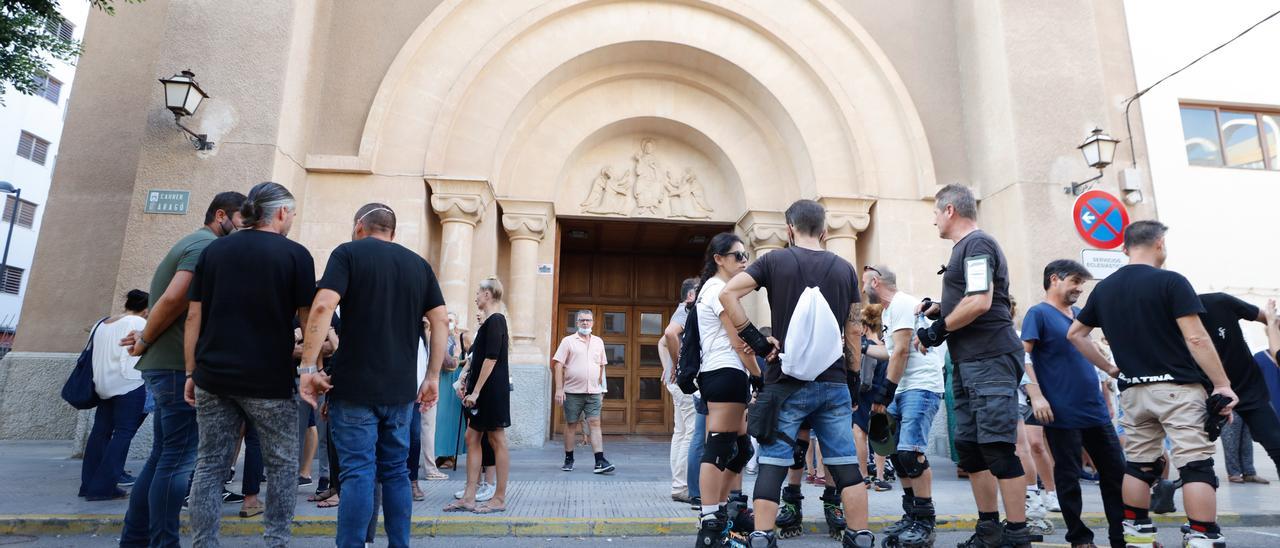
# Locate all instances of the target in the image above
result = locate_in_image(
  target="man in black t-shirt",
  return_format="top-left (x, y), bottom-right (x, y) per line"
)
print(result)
top-left (297, 203), bottom-right (449, 548)
top-left (1197, 292), bottom-right (1280, 473)
top-left (185, 182), bottom-right (316, 546)
top-left (720, 199), bottom-right (872, 547)
top-left (914, 184), bottom-right (1030, 548)
top-left (1067, 220), bottom-right (1237, 547)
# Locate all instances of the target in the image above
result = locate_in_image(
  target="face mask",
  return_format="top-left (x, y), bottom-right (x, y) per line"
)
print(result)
top-left (577, 327), bottom-right (592, 336)
top-left (448, 321), bottom-right (456, 331)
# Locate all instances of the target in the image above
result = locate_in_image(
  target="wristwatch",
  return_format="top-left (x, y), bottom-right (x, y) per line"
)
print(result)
top-left (138, 335), bottom-right (152, 348)
top-left (297, 365), bottom-right (319, 375)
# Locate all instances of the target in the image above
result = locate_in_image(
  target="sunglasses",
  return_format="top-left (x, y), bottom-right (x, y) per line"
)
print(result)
top-left (719, 251), bottom-right (749, 262)
top-left (863, 265), bottom-right (882, 276)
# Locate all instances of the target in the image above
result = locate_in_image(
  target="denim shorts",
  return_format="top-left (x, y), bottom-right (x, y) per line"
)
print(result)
top-left (758, 382), bottom-right (857, 467)
top-left (887, 389), bottom-right (942, 453)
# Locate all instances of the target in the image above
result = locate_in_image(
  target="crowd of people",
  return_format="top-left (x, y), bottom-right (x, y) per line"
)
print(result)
top-left (69, 182), bottom-right (1280, 548)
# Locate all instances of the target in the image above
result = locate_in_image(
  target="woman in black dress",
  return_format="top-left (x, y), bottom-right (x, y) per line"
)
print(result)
top-left (445, 276), bottom-right (511, 513)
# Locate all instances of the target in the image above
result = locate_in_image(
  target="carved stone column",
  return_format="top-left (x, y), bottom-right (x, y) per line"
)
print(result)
top-left (818, 197), bottom-right (875, 268)
top-left (428, 179), bottom-right (494, 330)
top-left (738, 211), bottom-right (789, 327)
top-left (499, 200), bottom-right (553, 364)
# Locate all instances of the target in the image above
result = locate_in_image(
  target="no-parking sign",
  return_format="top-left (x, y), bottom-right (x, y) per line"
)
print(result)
top-left (1072, 190), bottom-right (1129, 249)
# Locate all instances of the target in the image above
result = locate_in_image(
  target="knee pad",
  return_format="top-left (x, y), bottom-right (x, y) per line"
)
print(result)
top-left (1178, 458), bottom-right (1219, 489)
top-left (895, 450), bottom-right (929, 479)
top-left (826, 463), bottom-right (864, 492)
top-left (979, 442), bottom-right (1023, 479)
top-left (753, 464), bottom-right (790, 503)
top-left (725, 435), bottom-right (754, 474)
top-left (1125, 457), bottom-right (1166, 487)
top-left (954, 440), bottom-right (988, 474)
top-left (791, 438), bottom-right (810, 470)
top-left (702, 431), bottom-right (738, 471)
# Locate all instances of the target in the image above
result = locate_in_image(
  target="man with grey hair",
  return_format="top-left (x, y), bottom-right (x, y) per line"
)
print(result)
top-left (552, 309), bottom-right (614, 473)
top-left (917, 183), bottom-right (1031, 547)
top-left (861, 264), bottom-right (945, 548)
top-left (1067, 220), bottom-right (1237, 548)
top-left (184, 182), bottom-right (316, 546)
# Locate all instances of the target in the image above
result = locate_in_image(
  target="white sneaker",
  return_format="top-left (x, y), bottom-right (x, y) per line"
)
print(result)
top-left (1024, 490), bottom-right (1047, 520)
top-left (1183, 530), bottom-right (1227, 547)
top-left (475, 482), bottom-right (496, 502)
top-left (1123, 520), bottom-right (1158, 547)
top-left (453, 482), bottom-right (491, 500)
top-left (1044, 490), bottom-right (1061, 512)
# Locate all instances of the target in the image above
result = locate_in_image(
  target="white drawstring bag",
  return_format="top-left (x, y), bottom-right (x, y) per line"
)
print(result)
top-left (779, 249), bottom-right (843, 381)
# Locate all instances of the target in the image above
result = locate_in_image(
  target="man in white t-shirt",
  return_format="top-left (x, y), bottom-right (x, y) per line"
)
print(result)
top-left (660, 278), bottom-right (700, 502)
top-left (862, 264), bottom-right (945, 546)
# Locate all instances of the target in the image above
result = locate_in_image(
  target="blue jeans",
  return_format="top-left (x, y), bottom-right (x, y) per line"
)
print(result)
top-left (80, 385), bottom-right (147, 498)
top-left (120, 371), bottom-right (199, 548)
top-left (329, 400), bottom-right (414, 548)
top-left (243, 423), bottom-right (264, 496)
top-left (758, 382), bottom-right (857, 467)
top-left (687, 397), bottom-right (707, 498)
top-left (407, 407), bottom-right (422, 481)
top-left (887, 389), bottom-right (942, 453)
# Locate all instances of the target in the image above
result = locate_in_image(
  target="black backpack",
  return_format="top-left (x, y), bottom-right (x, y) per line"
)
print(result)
top-left (675, 302), bottom-right (701, 395)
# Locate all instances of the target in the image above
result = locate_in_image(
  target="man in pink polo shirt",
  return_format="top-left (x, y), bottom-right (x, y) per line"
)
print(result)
top-left (553, 309), bottom-right (615, 474)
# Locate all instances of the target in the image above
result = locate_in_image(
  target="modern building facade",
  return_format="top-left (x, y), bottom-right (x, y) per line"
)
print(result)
top-left (0, 0), bottom-right (1157, 446)
top-left (0, 1), bottom-right (90, 355)
top-left (1126, 0), bottom-right (1280, 351)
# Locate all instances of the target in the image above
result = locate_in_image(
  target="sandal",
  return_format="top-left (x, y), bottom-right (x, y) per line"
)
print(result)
top-left (239, 503), bottom-right (264, 518)
top-left (412, 483), bottom-right (425, 501)
top-left (425, 471), bottom-right (449, 481)
top-left (317, 494), bottom-right (339, 509)
top-left (474, 499), bottom-right (506, 514)
top-left (442, 500), bottom-right (475, 512)
top-left (308, 488), bottom-right (338, 502)
top-left (1228, 475), bottom-right (1244, 483)
top-left (1243, 475), bottom-right (1270, 484)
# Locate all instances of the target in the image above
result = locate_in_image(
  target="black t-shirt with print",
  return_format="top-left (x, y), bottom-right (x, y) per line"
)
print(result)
top-left (745, 246), bottom-right (860, 385)
top-left (1199, 292), bottom-right (1267, 407)
top-left (188, 230), bottom-right (316, 399)
top-left (1077, 264), bottom-right (1207, 390)
top-left (318, 238), bottom-right (446, 405)
top-left (940, 230), bottom-right (1022, 363)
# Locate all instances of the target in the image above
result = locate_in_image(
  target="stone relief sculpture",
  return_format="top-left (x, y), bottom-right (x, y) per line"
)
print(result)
top-left (578, 138), bottom-right (714, 218)
top-left (665, 168), bottom-right (712, 219)
top-left (580, 166), bottom-right (633, 215)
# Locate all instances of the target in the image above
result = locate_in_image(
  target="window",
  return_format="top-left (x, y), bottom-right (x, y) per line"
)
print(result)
top-left (31, 73), bottom-right (61, 104)
top-left (1180, 105), bottom-right (1280, 170)
top-left (16, 132), bottom-right (50, 165)
top-left (1, 266), bottom-right (22, 295)
top-left (2, 196), bottom-right (38, 229)
top-left (45, 17), bottom-right (75, 41)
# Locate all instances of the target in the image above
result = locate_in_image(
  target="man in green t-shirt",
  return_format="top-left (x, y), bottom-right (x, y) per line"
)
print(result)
top-left (118, 191), bottom-right (245, 548)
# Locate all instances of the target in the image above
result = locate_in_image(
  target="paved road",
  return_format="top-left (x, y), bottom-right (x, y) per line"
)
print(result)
top-left (6, 527), bottom-right (1280, 546)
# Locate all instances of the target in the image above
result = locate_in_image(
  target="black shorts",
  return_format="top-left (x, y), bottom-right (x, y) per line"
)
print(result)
top-left (698, 368), bottom-right (751, 404)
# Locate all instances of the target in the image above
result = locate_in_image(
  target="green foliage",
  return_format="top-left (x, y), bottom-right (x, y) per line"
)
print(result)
top-left (0, 0), bottom-right (142, 104)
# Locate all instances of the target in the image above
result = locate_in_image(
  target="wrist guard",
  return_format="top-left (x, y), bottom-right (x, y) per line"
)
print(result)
top-left (749, 375), bottom-right (764, 393)
top-left (738, 322), bottom-right (776, 360)
top-left (873, 380), bottom-right (898, 407)
top-left (916, 317), bottom-right (949, 348)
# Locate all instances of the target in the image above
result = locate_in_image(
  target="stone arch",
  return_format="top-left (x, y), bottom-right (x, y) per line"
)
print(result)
top-left (306, 0), bottom-right (938, 201)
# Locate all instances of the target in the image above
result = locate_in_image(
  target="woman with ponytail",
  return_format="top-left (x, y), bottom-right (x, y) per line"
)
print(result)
top-left (693, 232), bottom-right (762, 545)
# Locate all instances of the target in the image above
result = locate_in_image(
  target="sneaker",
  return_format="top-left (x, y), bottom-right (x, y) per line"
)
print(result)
top-left (1122, 520), bottom-right (1158, 547)
top-left (1182, 530), bottom-right (1226, 548)
top-left (672, 492), bottom-right (692, 504)
top-left (298, 476), bottom-right (314, 488)
top-left (117, 472), bottom-right (136, 487)
top-left (689, 496), bottom-right (702, 511)
top-left (593, 458), bottom-right (615, 474)
top-left (453, 482), bottom-right (484, 500)
top-left (1151, 479), bottom-right (1177, 514)
top-left (745, 464), bottom-right (758, 476)
top-left (475, 482), bottom-right (495, 503)
top-left (222, 490), bottom-right (245, 504)
top-left (224, 467), bottom-right (235, 485)
top-left (1043, 490), bottom-right (1061, 512)
top-left (1025, 490), bottom-right (1047, 520)
top-left (315, 477), bottom-right (331, 497)
top-left (872, 479), bottom-right (891, 492)
top-left (1079, 467), bottom-right (1100, 484)
top-left (561, 456), bottom-right (574, 472)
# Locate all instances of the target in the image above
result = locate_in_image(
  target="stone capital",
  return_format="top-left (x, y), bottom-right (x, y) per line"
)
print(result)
top-left (736, 210), bottom-right (788, 252)
top-left (498, 200), bottom-right (555, 243)
top-left (428, 178), bottom-right (495, 226)
top-left (819, 196), bottom-right (875, 239)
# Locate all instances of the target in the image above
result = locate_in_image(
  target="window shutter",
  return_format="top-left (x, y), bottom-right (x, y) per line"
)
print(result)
top-left (43, 78), bottom-right (61, 104)
top-left (16, 133), bottom-right (34, 160)
top-left (1, 267), bottom-right (23, 295)
top-left (31, 138), bottom-right (49, 165)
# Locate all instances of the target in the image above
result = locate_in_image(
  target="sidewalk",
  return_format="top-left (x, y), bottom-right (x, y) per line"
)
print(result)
top-left (2, 438), bottom-right (1277, 538)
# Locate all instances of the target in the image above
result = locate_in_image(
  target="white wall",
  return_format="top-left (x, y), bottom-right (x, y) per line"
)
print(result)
top-left (0, 0), bottom-right (90, 331)
top-left (1126, 0), bottom-right (1280, 351)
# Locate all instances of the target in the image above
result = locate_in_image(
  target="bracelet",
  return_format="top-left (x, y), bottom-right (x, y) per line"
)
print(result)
top-left (138, 335), bottom-right (151, 347)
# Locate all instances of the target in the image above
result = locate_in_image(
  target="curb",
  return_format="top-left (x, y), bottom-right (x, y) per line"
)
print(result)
top-left (1, 512), bottom-right (1277, 538)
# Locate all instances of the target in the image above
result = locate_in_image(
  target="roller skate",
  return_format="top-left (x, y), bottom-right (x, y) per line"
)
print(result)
top-left (956, 520), bottom-right (1004, 548)
top-left (1024, 489), bottom-right (1054, 536)
top-left (1182, 530), bottom-right (1226, 548)
top-left (1000, 522), bottom-right (1032, 548)
top-left (1122, 519), bottom-right (1161, 548)
top-left (697, 511), bottom-right (750, 548)
top-left (776, 484), bottom-right (804, 539)
top-left (822, 487), bottom-right (847, 540)
top-left (880, 493), bottom-right (915, 547)
top-left (746, 530), bottom-right (779, 548)
top-left (842, 528), bottom-right (876, 548)
top-left (893, 499), bottom-right (936, 548)
top-left (728, 492), bottom-right (756, 535)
